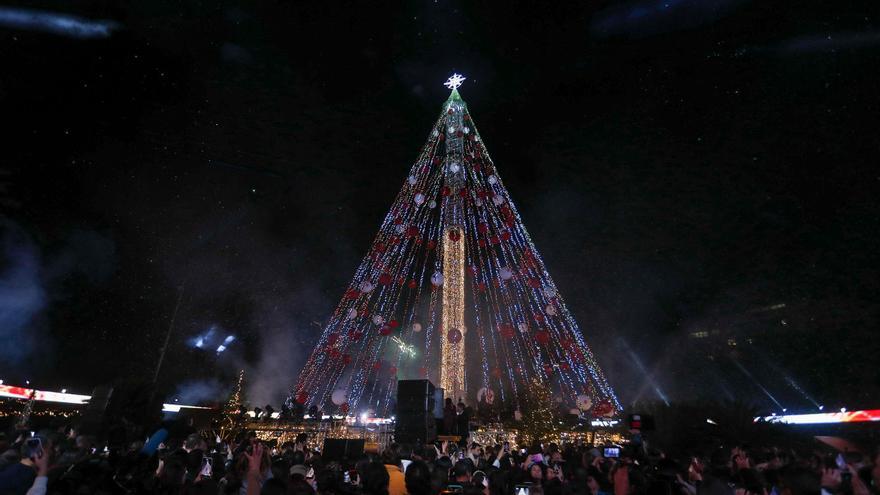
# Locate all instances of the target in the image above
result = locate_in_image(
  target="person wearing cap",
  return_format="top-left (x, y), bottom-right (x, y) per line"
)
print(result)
top-left (472, 470), bottom-right (490, 495)
top-left (291, 463), bottom-right (309, 480)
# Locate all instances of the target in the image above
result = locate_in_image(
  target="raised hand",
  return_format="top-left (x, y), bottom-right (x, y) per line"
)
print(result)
top-left (245, 442), bottom-right (264, 478)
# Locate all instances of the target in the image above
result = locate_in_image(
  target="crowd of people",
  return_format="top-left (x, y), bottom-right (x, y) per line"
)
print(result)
top-left (0, 419), bottom-right (878, 495)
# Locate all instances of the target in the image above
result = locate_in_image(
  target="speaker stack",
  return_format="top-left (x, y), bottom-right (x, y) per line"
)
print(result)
top-left (395, 379), bottom-right (437, 444)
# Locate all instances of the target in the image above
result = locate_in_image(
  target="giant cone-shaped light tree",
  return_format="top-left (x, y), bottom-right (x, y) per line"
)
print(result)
top-left (292, 75), bottom-right (620, 417)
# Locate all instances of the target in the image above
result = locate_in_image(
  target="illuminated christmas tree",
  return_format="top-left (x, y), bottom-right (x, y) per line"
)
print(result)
top-left (15, 390), bottom-right (36, 431)
top-left (218, 369), bottom-right (245, 440)
top-left (518, 377), bottom-right (561, 444)
top-left (291, 75), bottom-right (620, 417)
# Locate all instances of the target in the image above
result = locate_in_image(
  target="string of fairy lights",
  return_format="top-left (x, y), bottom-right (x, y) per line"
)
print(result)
top-left (291, 76), bottom-right (621, 417)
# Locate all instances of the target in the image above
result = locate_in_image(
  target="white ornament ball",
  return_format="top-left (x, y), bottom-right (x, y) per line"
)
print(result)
top-left (360, 281), bottom-right (375, 293)
top-left (412, 322), bottom-right (423, 333)
top-left (576, 394), bottom-right (593, 411)
top-left (447, 126), bottom-right (456, 134)
top-left (346, 308), bottom-right (358, 320)
top-left (543, 287), bottom-right (556, 299)
top-left (499, 267), bottom-right (513, 280)
top-left (545, 304), bottom-right (557, 316)
top-left (395, 224), bottom-right (405, 234)
top-left (463, 126), bottom-right (470, 134)
top-left (517, 322), bottom-right (529, 333)
top-left (475, 135), bottom-right (481, 142)
top-left (431, 271), bottom-right (444, 286)
top-left (372, 315), bottom-right (385, 325)
top-left (408, 175), bottom-right (418, 185)
top-left (432, 129), bottom-right (439, 137)
top-left (414, 193), bottom-right (426, 206)
top-left (492, 194), bottom-right (505, 206)
top-left (331, 389), bottom-right (347, 406)
top-left (428, 200), bottom-right (437, 209)
top-left (487, 175), bottom-right (498, 185)
top-left (449, 162), bottom-right (461, 174)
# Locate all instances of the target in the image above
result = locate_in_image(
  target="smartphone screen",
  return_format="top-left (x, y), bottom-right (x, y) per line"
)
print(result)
top-left (25, 438), bottom-right (43, 459)
top-left (604, 447), bottom-right (620, 458)
top-left (515, 484), bottom-right (532, 495)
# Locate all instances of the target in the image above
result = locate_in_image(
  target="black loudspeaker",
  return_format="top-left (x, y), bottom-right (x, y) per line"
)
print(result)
top-left (395, 414), bottom-right (437, 444)
top-left (395, 380), bottom-right (437, 443)
top-left (81, 382), bottom-right (163, 436)
top-left (397, 379), bottom-right (436, 414)
top-left (79, 386), bottom-right (113, 434)
top-left (322, 438), bottom-right (365, 463)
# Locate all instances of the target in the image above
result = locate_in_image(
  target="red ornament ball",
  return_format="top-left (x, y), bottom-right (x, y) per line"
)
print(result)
top-left (499, 324), bottom-right (515, 339)
top-left (448, 230), bottom-right (461, 242)
top-left (441, 186), bottom-right (451, 197)
top-left (295, 392), bottom-right (308, 404)
top-left (447, 328), bottom-right (463, 343)
top-left (408, 279), bottom-right (417, 289)
top-left (527, 278), bottom-right (541, 288)
top-left (340, 403), bottom-right (349, 413)
top-left (378, 273), bottom-right (392, 285)
top-left (389, 319), bottom-right (399, 328)
top-left (534, 330), bottom-right (551, 345)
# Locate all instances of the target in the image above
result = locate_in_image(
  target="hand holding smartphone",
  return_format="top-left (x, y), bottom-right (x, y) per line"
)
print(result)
top-left (200, 457), bottom-right (213, 478)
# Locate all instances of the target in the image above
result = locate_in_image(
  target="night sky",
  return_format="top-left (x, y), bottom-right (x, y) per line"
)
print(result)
top-left (2, 0), bottom-right (879, 410)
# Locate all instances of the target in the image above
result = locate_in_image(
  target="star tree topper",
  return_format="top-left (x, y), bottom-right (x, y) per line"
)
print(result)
top-left (444, 73), bottom-right (466, 90)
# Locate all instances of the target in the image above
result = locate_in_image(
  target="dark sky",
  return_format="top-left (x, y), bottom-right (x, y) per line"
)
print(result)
top-left (2, 0), bottom-right (879, 410)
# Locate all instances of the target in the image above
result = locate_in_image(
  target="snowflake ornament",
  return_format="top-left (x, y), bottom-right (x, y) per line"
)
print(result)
top-left (444, 73), bottom-right (466, 90)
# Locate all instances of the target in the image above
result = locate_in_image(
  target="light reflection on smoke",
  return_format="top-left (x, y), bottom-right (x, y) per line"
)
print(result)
top-left (0, 7), bottom-right (119, 39)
